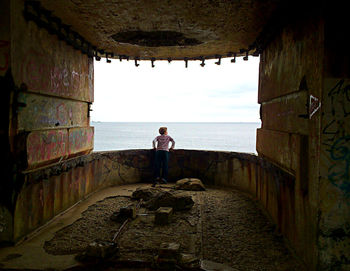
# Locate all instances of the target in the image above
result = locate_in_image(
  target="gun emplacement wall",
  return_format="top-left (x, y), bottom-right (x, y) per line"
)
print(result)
top-left (1, 1), bottom-right (350, 271)
top-left (9, 150), bottom-right (294, 249)
top-left (0, 0), bottom-right (93, 244)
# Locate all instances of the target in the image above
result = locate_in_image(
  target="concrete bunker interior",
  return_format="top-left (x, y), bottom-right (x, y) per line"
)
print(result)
top-left (0, 0), bottom-right (349, 270)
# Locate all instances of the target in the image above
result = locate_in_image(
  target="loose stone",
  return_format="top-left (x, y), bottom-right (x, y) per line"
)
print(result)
top-left (175, 178), bottom-right (206, 191)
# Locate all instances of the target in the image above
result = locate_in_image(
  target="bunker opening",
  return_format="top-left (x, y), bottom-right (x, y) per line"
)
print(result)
top-left (0, 1), bottom-right (349, 271)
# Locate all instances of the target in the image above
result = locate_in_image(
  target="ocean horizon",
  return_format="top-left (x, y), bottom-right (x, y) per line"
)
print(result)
top-left (92, 121), bottom-right (261, 153)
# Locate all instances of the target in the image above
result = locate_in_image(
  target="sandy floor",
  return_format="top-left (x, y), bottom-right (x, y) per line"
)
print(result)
top-left (44, 186), bottom-right (304, 271)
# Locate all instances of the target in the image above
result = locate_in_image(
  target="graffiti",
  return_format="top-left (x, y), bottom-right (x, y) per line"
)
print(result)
top-left (323, 79), bottom-right (350, 195)
top-left (323, 80), bottom-right (350, 149)
top-left (68, 128), bottom-right (93, 154)
top-left (18, 93), bottom-right (88, 130)
top-left (328, 136), bottom-right (350, 194)
top-left (71, 70), bottom-right (80, 91)
top-left (328, 79), bottom-right (350, 117)
top-left (21, 48), bottom-right (88, 100)
top-left (0, 40), bottom-right (9, 72)
top-left (27, 130), bottom-right (68, 165)
top-left (56, 103), bottom-right (67, 124)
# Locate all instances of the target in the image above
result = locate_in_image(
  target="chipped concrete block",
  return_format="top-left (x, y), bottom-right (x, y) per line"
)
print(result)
top-left (119, 204), bottom-right (136, 219)
top-left (110, 204), bottom-right (136, 222)
top-left (155, 207), bottom-right (173, 225)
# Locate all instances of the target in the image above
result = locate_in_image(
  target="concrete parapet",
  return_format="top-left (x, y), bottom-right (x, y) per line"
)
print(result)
top-left (2, 149), bottom-right (296, 247)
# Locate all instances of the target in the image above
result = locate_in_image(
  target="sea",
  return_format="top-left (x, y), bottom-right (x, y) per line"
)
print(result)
top-left (92, 122), bottom-right (261, 153)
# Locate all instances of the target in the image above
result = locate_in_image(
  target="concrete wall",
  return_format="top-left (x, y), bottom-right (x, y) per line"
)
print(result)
top-left (10, 149), bottom-right (295, 246)
top-left (0, 0), bottom-right (93, 242)
top-left (257, 14), bottom-right (324, 269)
top-left (257, 6), bottom-right (350, 270)
top-left (11, 0), bottom-right (94, 170)
top-left (318, 7), bottom-right (350, 270)
top-left (0, 0), bottom-right (13, 243)
top-left (13, 150), bottom-right (151, 241)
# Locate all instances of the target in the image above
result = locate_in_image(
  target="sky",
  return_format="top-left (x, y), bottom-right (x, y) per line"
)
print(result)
top-left (92, 56), bottom-right (260, 122)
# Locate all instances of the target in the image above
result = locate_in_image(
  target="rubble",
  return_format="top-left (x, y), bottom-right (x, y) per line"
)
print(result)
top-left (175, 178), bottom-right (206, 191)
top-left (132, 187), bottom-right (195, 211)
top-left (110, 204), bottom-right (136, 222)
top-left (132, 187), bottom-right (162, 201)
top-left (144, 190), bottom-right (194, 211)
top-left (155, 207), bottom-right (173, 225)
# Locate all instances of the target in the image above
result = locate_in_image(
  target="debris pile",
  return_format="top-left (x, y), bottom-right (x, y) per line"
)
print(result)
top-left (132, 187), bottom-right (194, 211)
top-left (175, 178), bottom-right (206, 191)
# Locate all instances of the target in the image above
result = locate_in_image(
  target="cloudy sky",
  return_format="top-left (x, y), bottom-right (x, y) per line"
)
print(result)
top-left (92, 56), bottom-right (260, 122)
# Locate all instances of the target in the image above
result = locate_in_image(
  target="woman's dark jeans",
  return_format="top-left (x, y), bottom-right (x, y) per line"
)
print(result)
top-left (154, 150), bottom-right (169, 182)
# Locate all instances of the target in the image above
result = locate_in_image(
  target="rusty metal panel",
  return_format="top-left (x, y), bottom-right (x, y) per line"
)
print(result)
top-left (26, 129), bottom-right (69, 168)
top-left (256, 128), bottom-right (300, 174)
top-left (17, 93), bottom-right (89, 131)
top-left (261, 91), bottom-right (309, 135)
top-left (68, 127), bottom-right (94, 156)
top-left (11, 0), bottom-right (93, 102)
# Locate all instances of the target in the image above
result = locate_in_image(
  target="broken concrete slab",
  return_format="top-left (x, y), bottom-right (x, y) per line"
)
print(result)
top-left (155, 207), bottom-right (173, 225)
top-left (119, 204), bottom-right (136, 219)
top-left (132, 187), bottom-right (162, 201)
top-left (110, 204), bottom-right (136, 222)
top-left (175, 178), bottom-right (206, 191)
top-left (145, 190), bottom-right (194, 211)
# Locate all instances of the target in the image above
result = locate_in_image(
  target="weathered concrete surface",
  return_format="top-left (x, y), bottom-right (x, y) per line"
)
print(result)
top-left (256, 128), bottom-right (300, 174)
top-left (1, 0), bottom-right (95, 172)
top-left (11, 1), bottom-right (93, 102)
top-left (261, 91), bottom-right (309, 135)
top-left (8, 149), bottom-right (296, 247)
top-left (68, 127), bottom-right (94, 156)
top-left (39, 0), bottom-right (280, 59)
top-left (13, 150), bottom-right (150, 241)
top-left (25, 127), bottom-right (94, 169)
top-left (26, 129), bottom-right (69, 168)
top-left (257, 13), bottom-right (324, 270)
top-left (319, 78), bottom-right (350, 270)
top-left (318, 10), bottom-right (350, 268)
top-left (0, 185), bottom-right (135, 270)
top-left (258, 16), bottom-right (324, 103)
top-left (17, 93), bottom-right (89, 131)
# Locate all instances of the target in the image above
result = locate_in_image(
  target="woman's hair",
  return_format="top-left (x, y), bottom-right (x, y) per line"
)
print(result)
top-left (159, 127), bottom-right (167, 135)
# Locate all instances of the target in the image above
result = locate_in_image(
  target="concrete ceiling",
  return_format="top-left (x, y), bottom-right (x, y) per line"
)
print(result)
top-left (39, 0), bottom-right (281, 60)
